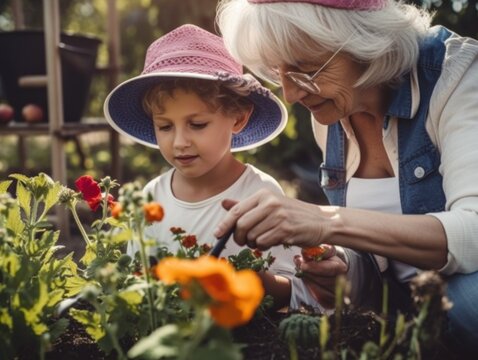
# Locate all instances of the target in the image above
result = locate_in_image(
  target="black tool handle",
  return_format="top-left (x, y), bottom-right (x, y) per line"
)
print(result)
top-left (209, 226), bottom-right (235, 257)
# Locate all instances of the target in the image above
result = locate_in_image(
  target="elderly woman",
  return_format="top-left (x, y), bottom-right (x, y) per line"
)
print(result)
top-left (214, 0), bottom-right (478, 351)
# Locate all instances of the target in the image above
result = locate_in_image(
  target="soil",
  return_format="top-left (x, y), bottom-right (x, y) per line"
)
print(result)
top-left (41, 308), bottom-right (463, 360)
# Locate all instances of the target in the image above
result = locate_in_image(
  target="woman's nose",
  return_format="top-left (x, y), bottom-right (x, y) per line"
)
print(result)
top-left (278, 70), bottom-right (308, 104)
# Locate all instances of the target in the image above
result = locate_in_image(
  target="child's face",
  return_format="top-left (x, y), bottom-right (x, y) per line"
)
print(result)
top-left (151, 88), bottom-right (244, 179)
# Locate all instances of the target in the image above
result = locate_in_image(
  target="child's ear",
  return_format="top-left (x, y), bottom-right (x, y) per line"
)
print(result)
top-left (232, 105), bottom-right (254, 134)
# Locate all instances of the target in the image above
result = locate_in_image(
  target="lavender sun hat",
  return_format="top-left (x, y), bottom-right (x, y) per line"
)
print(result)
top-left (247, 0), bottom-right (385, 10)
top-left (104, 24), bottom-right (287, 152)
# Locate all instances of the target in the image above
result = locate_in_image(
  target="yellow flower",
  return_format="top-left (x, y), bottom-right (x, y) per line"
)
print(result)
top-left (155, 256), bottom-right (264, 328)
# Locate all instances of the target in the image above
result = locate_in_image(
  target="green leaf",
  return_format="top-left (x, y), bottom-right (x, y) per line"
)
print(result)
top-left (118, 290), bottom-right (143, 307)
top-left (80, 244), bottom-right (97, 266)
top-left (69, 309), bottom-right (105, 341)
top-left (16, 183), bottom-right (31, 218)
top-left (0, 180), bottom-right (12, 194)
top-left (9, 173), bottom-right (30, 183)
top-left (21, 281), bottom-right (50, 335)
top-left (106, 228), bottom-right (133, 245)
top-left (5, 204), bottom-right (24, 235)
top-left (49, 317), bottom-right (70, 341)
top-left (43, 182), bottom-right (62, 213)
top-left (0, 308), bottom-right (13, 330)
top-left (46, 289), bottom-right (65, 308)
top-left (64, 276), bottom-right (91, 297)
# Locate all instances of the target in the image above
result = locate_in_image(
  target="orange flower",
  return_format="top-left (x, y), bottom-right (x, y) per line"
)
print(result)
top-left (209, 269), bottom-right (263, 328)
top-left (111, 202), bottom-right (123, 219)
top-left (181, 235), bottom-right (197, 249)
top-left (155, 256), bottom-right (264, 328)
top-left (302, 246), bottom-right (327, 262)
top-left (143, 202), bottom-right (164, 222)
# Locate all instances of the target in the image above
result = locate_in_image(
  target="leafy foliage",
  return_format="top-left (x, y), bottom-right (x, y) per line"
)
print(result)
top-left (0, 173), bottom-right (82, 359)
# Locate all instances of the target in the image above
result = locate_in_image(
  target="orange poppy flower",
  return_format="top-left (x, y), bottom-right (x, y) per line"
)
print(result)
top-left (302, 246), bottom-right (328, 262)
top-left (209, 269), bottom-right (263, 328)
top-left (143, 202), bottom-right (164, 222)
top-left (155, 256), bottom-right (264, 328)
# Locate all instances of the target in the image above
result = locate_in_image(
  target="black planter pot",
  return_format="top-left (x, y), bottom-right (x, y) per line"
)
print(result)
top-left (0, 30), bottom-right (101, 123)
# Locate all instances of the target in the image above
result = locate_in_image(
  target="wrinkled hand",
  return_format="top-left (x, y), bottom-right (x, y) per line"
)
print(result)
top-left (214, 189), bottom-right (333, 250)
top-left (294, 245), bottom-right (348, 309)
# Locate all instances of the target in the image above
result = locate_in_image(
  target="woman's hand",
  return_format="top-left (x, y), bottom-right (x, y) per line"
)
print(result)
top-left (294, 245), bottom-right (348, 309)
top-left (214, 189), bottom-right (336, 250)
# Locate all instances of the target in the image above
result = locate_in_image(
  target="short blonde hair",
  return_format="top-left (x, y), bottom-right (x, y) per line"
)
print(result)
top-left (216, 0), bottom-right (432, 88)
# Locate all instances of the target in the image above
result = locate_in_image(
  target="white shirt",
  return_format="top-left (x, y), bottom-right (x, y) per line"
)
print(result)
top-left (347, 177), bottom-right (417, 283)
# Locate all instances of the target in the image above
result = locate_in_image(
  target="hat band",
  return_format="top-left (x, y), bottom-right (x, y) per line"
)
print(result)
top-left (247, 0), bottom-right (385, 10)
top-left (143, 50), bottom-right (242, 75)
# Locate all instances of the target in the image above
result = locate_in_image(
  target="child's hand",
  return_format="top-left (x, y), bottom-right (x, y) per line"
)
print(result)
top-left (293, 244), bottom-right (347, 309)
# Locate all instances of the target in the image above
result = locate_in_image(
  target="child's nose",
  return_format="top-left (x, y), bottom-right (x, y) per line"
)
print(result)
top-left (173, 129), bottom-right (191, 148)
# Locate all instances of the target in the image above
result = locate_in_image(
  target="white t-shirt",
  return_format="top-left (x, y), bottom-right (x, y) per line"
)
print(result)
top-left (128, 164), bottom-right (317, 309)
top-left (347, 177), bottom-right (417, 283)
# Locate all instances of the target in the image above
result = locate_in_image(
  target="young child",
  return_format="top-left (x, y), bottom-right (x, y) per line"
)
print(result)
top-left (104, 24), bottom-right (315, 309)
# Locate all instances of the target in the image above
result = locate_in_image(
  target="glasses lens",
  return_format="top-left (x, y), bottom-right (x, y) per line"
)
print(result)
top-left (286, 72), bottom-right (321, 94)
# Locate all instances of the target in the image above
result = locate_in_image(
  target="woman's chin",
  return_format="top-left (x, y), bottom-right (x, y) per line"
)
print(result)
top-left (311, 112), bottom-right (341, 126)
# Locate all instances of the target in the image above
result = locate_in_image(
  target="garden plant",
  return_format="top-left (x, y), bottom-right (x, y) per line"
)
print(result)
top-left (0, 173), bottom-right (454, 359)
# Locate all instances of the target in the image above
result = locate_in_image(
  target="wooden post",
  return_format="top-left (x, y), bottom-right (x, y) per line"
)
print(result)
top-left (107, 0), bottom-right (122, 183)
top-left (43, 0), bottom-right (69, 238)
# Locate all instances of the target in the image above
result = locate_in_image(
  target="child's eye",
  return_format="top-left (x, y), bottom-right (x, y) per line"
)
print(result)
top-left (156, 124), bottom-right (172, 131)
top-left (190, 122), bottom-right (207, 130)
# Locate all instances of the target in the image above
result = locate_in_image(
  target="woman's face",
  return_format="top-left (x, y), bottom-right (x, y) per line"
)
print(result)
top-left (277, 52), bottom-right (367, 125)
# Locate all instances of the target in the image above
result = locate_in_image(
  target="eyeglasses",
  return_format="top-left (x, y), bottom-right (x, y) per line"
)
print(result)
top-left (279, 32), bottom-right (356, 94)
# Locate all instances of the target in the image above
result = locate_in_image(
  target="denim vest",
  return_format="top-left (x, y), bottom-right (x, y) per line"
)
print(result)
top-left (320, 26), bottom-right (450, 215)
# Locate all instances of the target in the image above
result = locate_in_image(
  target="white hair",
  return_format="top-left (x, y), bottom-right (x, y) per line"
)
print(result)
top-left (216, 0), bottom-right (433, 88)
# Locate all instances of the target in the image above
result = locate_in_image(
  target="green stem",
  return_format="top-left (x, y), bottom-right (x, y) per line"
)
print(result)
top-left (28, 198), bottom-right (39, 243)
top-left (94, 300), bottom-right (127, 360)
top-left (288, 339), bottom-right (298, 360)
top-left (136, 221), bottom-right (157, 332)
top-left (70, 202), bottom-right (92, 247)
top-left (179, 309), bottom-right (212, 360)
top-left (380, 281), bottom-right (389, 347)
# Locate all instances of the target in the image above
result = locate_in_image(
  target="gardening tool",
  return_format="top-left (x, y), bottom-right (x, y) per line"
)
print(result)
top-left (209, 226), bottom-right (235, 257)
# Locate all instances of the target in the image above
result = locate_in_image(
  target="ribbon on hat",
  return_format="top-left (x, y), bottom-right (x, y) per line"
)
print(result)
top-left (247, 0), bottom-right (385, 10)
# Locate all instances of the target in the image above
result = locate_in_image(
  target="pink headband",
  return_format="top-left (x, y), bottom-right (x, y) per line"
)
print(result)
top-left (247, 0), bottom-right (386, 10)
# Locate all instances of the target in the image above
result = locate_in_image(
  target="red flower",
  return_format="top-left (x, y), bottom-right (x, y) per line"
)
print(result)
top-left (75, 175), bottom-right (115, 211)
top-left (253, 249), bottom-right (263, 258)
top-left (75, 175), bottom-right (101, 211)
top-left (170, 227), bottom-right (185, 235)
top-left (181, 235), bottom-right (197, 249)
top-left (201, 243), bottom-right (212, 253)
